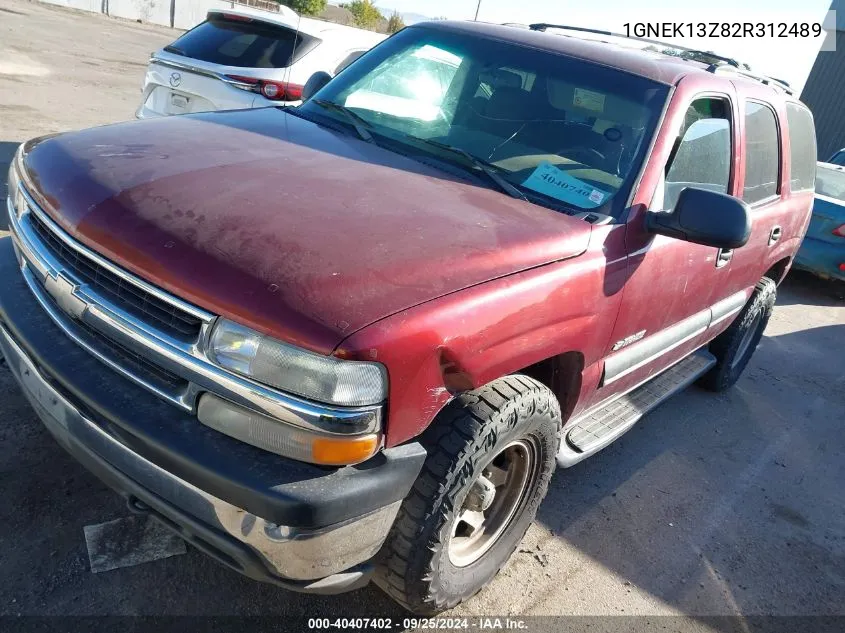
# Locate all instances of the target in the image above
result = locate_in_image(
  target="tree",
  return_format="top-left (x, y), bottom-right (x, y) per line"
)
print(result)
top-left (280, 0), bottom-right (327, 17)
top-left (387, 11), bottom-right (405, 34)
top-left (342, 0), bottom-right (383, 31)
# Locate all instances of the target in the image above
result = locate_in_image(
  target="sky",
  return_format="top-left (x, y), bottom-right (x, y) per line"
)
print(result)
top-left (373, 0), bottom-right (837, 93)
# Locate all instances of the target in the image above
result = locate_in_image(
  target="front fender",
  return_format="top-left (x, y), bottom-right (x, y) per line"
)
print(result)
top-left (335, 237), bottom-right (626, 446)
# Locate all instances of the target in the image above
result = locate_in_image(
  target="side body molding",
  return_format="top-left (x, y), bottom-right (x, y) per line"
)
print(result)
top-left (602, 291), bottom-right (747, 386)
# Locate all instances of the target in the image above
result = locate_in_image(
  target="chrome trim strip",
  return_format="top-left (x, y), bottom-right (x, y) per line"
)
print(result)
top-left (602, 290), bottom-right (748, 387)
top-left (8, 190), bottom-right (382, 434)
top-left (709, 291), bottom-right (746, 327)
top-left (149, 55), bottom-right (225, 82)
top-left (0, 324), bottom-right (398, 582)
top-left (149, 55), bottom-right (256, 92)
top-left (603, 310), bottom-right (710, 386)
top-left (18, 186), bottom-right (213, 323)
top-left (19, 264), bottom-right (196, 410)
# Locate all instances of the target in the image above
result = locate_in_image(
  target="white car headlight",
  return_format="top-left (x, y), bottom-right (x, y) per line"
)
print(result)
top-left (207, 319), bottom-right (387, 407)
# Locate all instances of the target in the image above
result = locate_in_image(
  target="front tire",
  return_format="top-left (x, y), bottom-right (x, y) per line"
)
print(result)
top-left (698, 277), bottom-right (776, 392)
top-left (374, 376), bottom-right (560, 614)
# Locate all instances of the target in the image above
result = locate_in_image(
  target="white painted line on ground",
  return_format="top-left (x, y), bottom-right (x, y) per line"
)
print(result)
top-left (83, 515), bottom-right (187, 573)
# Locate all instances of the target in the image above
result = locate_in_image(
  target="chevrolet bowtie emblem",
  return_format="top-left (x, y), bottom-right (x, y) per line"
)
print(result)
top-left (44, 273), bottom-right (87, 319)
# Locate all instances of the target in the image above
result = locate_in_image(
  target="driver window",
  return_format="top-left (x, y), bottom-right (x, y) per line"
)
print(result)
top-left (654, 97), bottom-right (732, 210)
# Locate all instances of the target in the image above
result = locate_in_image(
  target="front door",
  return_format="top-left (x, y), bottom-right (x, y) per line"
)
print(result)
top-left (589, 87), bottom-right (742, 409)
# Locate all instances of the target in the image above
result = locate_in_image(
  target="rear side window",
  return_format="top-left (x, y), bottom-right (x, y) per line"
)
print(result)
top-left (742, 101), bottom-right (780, 204)
top-left (166, 15), bottom-right (319, 69)
top-left (786, 103), bottom-right (817, 192)
top-left (659, 97), bottom-right (732, 210)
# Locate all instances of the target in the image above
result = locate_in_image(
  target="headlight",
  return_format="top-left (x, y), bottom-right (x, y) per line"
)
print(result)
top-left (207, 319), bottom-right (387, 407)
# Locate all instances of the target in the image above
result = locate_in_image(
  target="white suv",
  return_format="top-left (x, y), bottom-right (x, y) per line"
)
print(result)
top-left (136, 8), bottom-right (385, 118)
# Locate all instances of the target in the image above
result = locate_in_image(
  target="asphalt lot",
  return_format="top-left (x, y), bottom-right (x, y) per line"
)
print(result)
top-left (1, 0), bottom-right (844, 627)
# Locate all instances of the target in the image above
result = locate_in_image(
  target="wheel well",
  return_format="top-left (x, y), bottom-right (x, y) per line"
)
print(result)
top-left (518, 351), bottom-right (584, 423)
top-left (764, 258), bottom-right (791, 285)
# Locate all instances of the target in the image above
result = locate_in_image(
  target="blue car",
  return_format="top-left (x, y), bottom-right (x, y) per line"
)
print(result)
top-left (795, 162), bottom-right (845, 281)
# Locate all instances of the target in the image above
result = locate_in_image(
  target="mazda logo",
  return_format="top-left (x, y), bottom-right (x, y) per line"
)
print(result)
top-left (169, 72), bottom-right (181, 88)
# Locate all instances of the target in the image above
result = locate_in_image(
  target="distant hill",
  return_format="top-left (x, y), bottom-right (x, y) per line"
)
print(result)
top-left (320, 4), bottom-right (354, 26)
top-left (398, 12), bottom-right (431, 24)
top-left (321, 2), bottom-right (395, 33)
top-left (318, 2), bottom-right (434, 33)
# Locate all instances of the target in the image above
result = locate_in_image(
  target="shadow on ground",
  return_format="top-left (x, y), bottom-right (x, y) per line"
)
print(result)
top-left (524, 273), bottom-right (845, 617)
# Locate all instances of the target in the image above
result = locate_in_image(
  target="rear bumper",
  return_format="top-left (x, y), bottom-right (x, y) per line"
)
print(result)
top-left (0, 237), bottom-right (426, 592)
top-left (794, 238), bottom-right (845, 282)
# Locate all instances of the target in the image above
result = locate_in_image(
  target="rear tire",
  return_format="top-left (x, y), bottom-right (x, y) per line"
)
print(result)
top-left (374, 375), bottom-right (560, 614)
top-left (698, 277), bottom-right (776, 392)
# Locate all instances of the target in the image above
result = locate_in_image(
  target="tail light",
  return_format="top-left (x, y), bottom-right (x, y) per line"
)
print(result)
top-left (832, 224), bottom-right (845, 237)
top-left (225, 75), bottom-right (304, 101)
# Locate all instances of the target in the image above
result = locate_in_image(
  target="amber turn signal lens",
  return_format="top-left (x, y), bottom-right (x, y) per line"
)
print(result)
top-left (312, 435), bottom-right (380, 466)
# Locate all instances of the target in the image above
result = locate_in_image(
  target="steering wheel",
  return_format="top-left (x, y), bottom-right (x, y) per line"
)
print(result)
top-left (557, 146), bottom-right (606, 166)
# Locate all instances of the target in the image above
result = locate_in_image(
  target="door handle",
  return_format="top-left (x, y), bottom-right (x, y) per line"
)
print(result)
top-left (769, 226), bottom-right (782, 246)
top-left (716, 248), bottom-right (733, 268)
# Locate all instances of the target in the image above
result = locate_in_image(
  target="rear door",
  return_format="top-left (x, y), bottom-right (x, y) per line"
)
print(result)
top-left (139, 12), bottom-right (320, 116)
top-left (725, 87), bottom-right (817, 295)
top-left (588, 81), bottom-right (742, 409)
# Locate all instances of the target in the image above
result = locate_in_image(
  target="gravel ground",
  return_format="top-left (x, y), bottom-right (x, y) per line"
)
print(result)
top-left (1, 0), bottom-right (844, 629)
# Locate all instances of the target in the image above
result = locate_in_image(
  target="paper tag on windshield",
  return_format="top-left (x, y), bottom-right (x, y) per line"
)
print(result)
top-left (573, 88), bottom-right (605, 112)
top-left (522, 162), bottom-right (609, 209)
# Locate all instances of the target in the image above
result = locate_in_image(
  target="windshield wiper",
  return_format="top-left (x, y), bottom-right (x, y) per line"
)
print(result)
top-left (411, 139), bottom-right (528, 202)
top-left (311, 99), bottom-right (375, 144)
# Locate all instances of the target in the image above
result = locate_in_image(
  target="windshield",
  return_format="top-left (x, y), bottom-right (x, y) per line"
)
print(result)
top-left (816, 163), bottom-right (845, 202)
top-left (299, 26), bottom-right (668, 215)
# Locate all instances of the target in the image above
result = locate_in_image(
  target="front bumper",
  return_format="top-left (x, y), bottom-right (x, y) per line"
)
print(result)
top-left (0, 237), bottom-right (426, 593)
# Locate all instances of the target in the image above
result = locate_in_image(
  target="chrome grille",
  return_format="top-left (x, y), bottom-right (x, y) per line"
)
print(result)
top-left (27, 211), bottom-right (202, 341)
top-left (73, 318), bottom-right (188, 391)
top-left (9, 184), bottom-right (381, 433)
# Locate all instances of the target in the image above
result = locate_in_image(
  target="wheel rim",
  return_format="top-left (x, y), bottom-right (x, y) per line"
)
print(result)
top-left (732, 311), bottom-right (764, 369)
top-left (448, 439), bottom-right (537, 568)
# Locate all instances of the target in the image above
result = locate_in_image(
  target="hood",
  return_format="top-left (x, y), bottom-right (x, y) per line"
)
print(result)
top-left (22, 108), bottom-right (592, 354)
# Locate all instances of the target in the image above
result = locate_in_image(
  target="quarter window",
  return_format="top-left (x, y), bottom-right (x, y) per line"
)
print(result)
top-left (786, 103), bottom-right (817, 192)
top-left (658, 98), bottom-right (732, 210)
top-left (742, 102), bottom-right (780, 204)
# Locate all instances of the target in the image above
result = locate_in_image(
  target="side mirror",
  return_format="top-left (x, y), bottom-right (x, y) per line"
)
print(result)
top-left (645, 187), bottom-right (751, 249)
top-left (301, 71), bottom-right (333, 102)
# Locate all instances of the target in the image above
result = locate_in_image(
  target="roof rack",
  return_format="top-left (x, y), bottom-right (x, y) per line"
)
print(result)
top-left (527, 23), bottom-right (796, 94)
top-left (711, 64), bottom-right (795, 95)
top-left (528, 23), bottom-right (741, 70)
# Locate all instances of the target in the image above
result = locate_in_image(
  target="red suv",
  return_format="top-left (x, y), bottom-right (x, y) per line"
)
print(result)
top-left (1, 21), bottom-right (816, 613)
